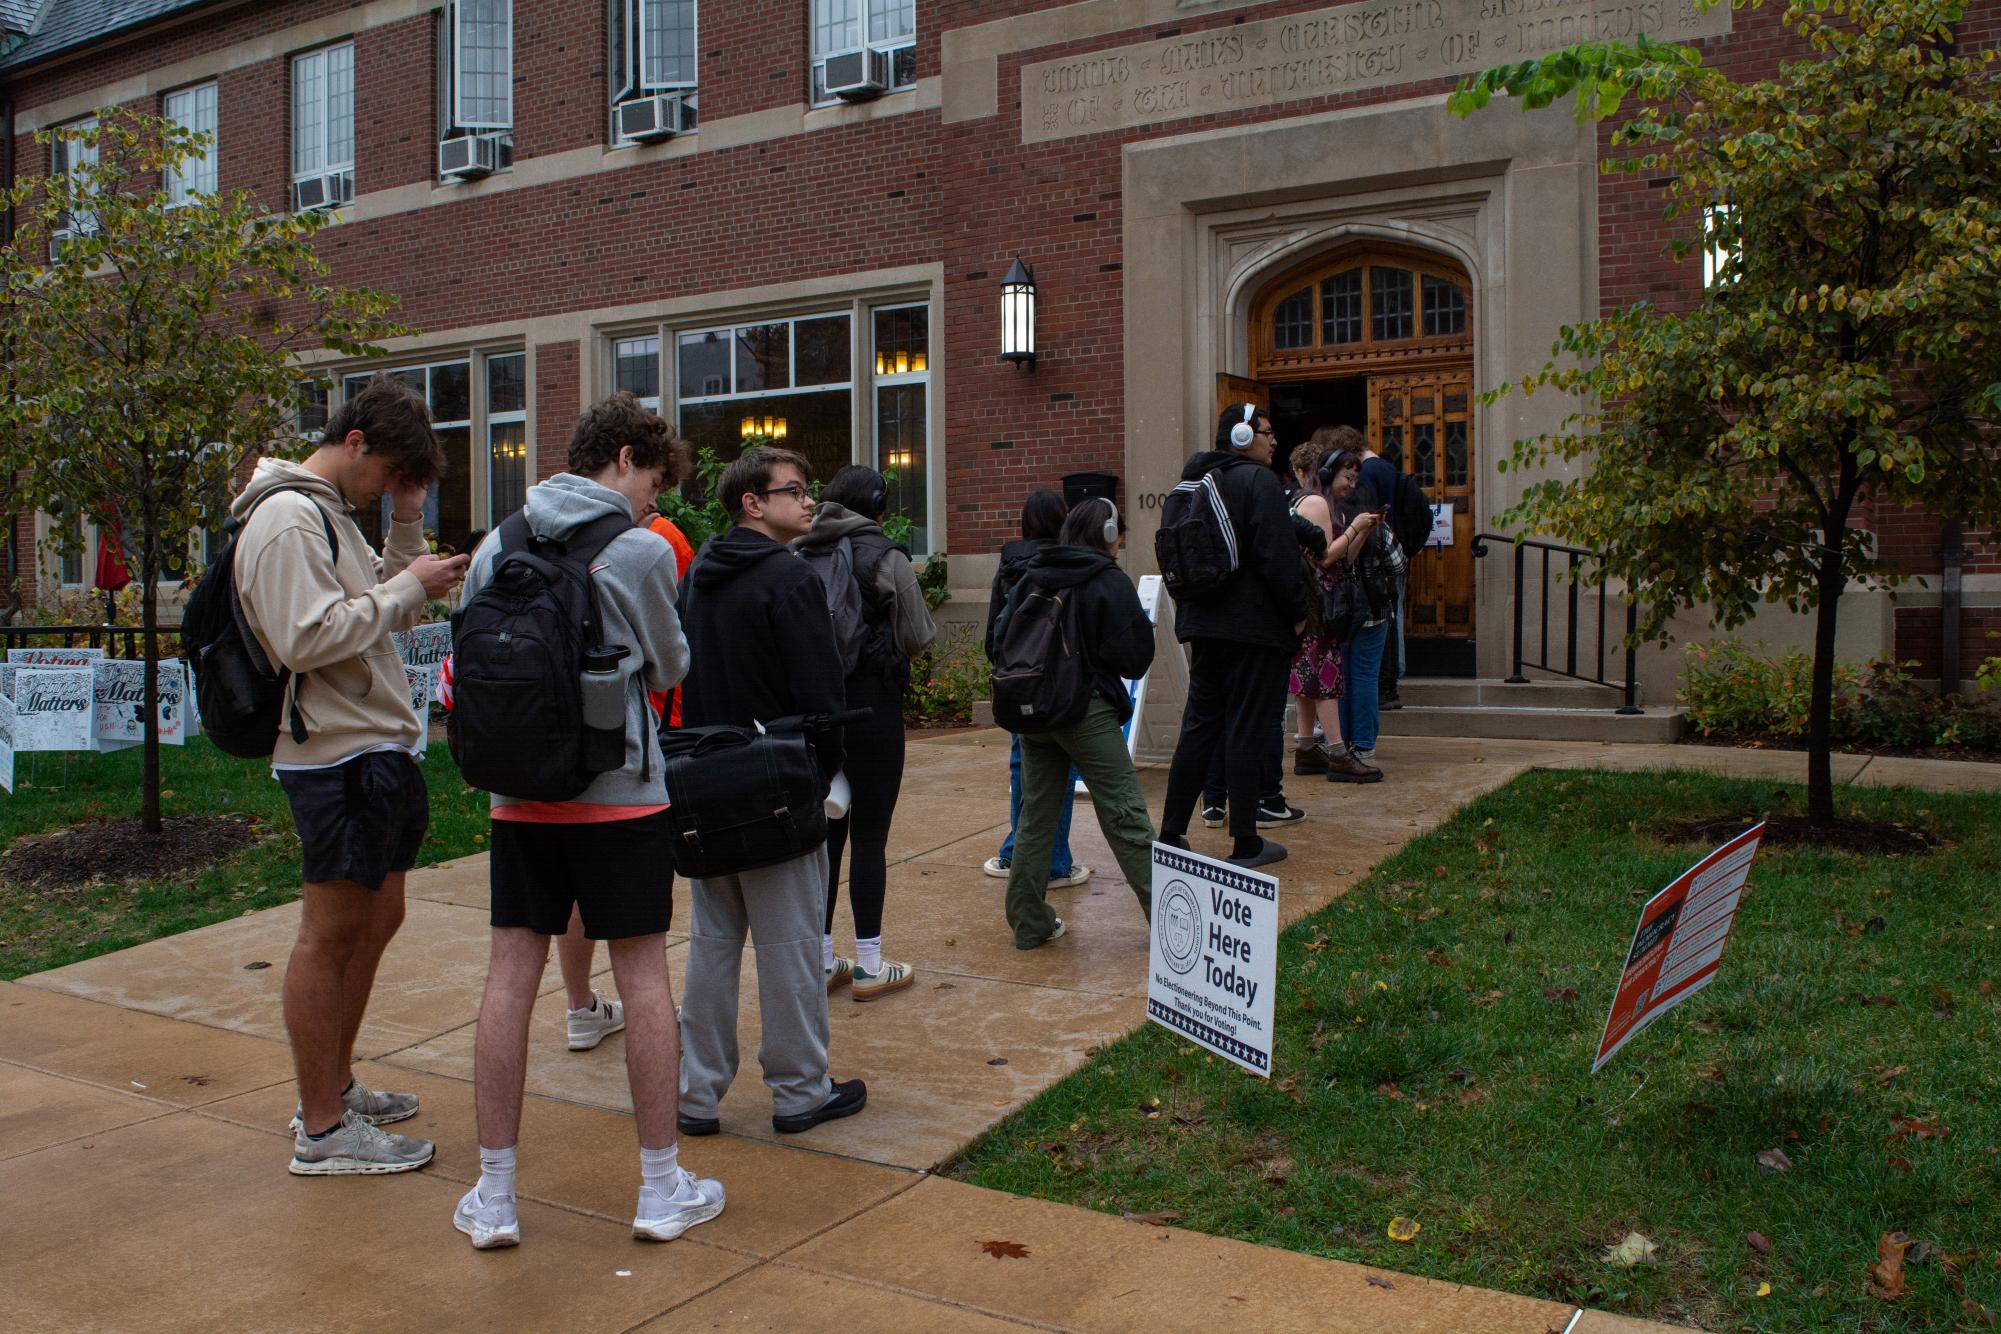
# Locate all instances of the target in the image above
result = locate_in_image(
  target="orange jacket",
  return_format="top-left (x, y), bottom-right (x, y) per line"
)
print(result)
top-left (644, 515), bottom-right (696, 728)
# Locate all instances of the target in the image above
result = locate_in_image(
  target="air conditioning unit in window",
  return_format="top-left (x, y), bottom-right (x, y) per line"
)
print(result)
top-left (439, 133), bottom-right (504, 183)
top-left (616, 91), bottom-right (697, 145)
top-left (290, 171), bottom-right (353, 213)
top-left (824, 48), bottom-right (891, 101)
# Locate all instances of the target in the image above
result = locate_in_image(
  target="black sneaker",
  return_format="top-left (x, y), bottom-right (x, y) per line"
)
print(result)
top-left (1381, 695), bottom-right (1405, 712)
top-left (1226, 839), bottom-right (1288, 869)
top-left (1256, 800), bottom-right (1306, 826)
top-left (677, 1112), bottom-right (720, 1137)
top-left (1158, 833), bottom-right (1191, 851)
top-left (1200, 803), bottom-right (1226, 828)
top-left (773, 1078), bottom-right (868, 1134)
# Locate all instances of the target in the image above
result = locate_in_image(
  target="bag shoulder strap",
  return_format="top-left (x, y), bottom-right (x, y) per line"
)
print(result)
top-left (231, 486), bottom-right (342, 746)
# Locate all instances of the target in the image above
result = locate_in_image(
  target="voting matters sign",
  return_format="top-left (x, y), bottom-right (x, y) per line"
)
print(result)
top-left (1147, 841), bottom-right (1278, 1077)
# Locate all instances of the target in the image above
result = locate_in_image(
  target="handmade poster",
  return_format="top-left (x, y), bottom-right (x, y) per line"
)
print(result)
top-left (7, 646), bottom-right (106, 668)
top-left (396, 623), bottom-right (453, 703)
top-left (1079, 574), bottom-right (1162, 796)
top-left (1593, 822), bottom-right (1766, 1072)
top-left (11, 667), bottom-right (98, 752)
top-left (0, 692), bottom-right (14, 793)
top-left (404, 663), bottom-right (437, 757)
top-left (1428, 502), bottom-right (1455, 548)
top-left (92, 658), bottom-right (188, 749)
top-left (184, 663), bottom-right (202, 737)
top-left (1147, 840), bottom-right (1278, 1077)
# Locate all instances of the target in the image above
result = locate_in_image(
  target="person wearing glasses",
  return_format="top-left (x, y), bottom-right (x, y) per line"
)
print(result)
top-left (1156, 404), bottom-right (1309, 869)
top-left (674, 447), bottom-right (869, 1138)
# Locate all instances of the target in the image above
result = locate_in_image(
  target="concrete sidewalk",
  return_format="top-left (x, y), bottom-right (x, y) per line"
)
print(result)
top-left (4, 735), bottom-right (1991, 1331)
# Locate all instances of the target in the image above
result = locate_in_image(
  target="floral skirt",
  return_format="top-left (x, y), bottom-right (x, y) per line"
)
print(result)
top-left (1290, 630), bottom-right (1344, 701)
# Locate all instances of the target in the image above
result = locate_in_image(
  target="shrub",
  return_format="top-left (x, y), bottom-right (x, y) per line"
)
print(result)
top-left (1680, 640), bottom-right (2001, 751)
top-left (904, 626), bottom-right (990, 728)
top-left (1679, 641), bottom-right (1841, 738)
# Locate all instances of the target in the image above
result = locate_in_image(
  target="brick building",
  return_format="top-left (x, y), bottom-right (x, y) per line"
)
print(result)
top-left (3, 0), bottom-right (1995, 740)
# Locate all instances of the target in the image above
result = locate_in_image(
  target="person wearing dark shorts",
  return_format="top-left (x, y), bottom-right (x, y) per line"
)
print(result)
top-left (233, 375), bottom-right (468, 1177)
top-left (450, 393), bottom-right (723, 1251)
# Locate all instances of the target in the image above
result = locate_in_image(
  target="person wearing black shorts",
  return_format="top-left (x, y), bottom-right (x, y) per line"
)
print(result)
top-left (449, 394), bottom-right (723, 1251)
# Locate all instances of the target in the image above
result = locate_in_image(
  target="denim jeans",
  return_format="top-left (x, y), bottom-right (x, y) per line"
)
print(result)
top-left (1340, 620), bottom-right (1390, 755)
top-left (997, 732), bottom-right (1077, 876)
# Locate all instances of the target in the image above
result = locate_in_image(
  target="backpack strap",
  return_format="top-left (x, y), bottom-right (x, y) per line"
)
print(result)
top-left (231, 486), bottom-right (341, 745)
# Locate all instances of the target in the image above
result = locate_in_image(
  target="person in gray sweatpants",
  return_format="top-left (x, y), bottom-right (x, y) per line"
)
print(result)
top-left (672, 447), bottom-right (868, 1137)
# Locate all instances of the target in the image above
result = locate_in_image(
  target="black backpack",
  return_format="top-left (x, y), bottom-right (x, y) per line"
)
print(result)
top-left (184, 487), bottom-right (339, 758)
top-left (1390, 471), bottom-right (1434, 561)
top-left (1154, 466), bottom-right (1239, 599)
top-left (448, 510), bottom-right (634, 800)
top-left (990, 576), bottom-right (1090, 733)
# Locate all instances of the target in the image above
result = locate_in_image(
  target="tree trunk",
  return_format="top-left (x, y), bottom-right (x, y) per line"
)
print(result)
top-left (1806, 543), bottom-right (1845, 828)
top-left (141, 548), bottom-right (161, 836)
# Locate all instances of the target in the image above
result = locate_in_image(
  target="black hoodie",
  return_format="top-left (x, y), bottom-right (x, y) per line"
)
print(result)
top-left (680, 526), bottom-right (846, 779)
top-left (1169, 450), bottom-right (1304, 652)
top-left (1009, 544), bottom-right (1156, 723)
top-left (984, 536), bottom-right (1051, 662)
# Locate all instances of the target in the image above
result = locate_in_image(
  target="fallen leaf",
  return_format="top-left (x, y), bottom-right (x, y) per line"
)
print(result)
top-left (1863, 916), bottom-right (1886, 935)
top-left (981, 1240), bottom-right (1031, 1259)
top-left (1747, 1231), bottom-right (1771, 1254)
top-left (242, 960), bottom-right (271, 970)
top-left (1386, 1217), bottom-right (1421, 1242)
top-left (1120, 1210), bottom-right (1182, 1226)
top-left (1433, 866), bottom-right (1447, 879)
top-left (1888, 1117), bottom-right (1950, 1142)
top-left (1377, 1082), bottom-right (1404, 1100)
top-left (1889, 1155), bottom-right (1913, 1173)
top-left (1869, 1231), bottom-right (1914, 1299)
top-left (1757, 1282), bottom-right (1773, 1298)
top-left (1873, 1065), bottom-right (1910, 1086)
top-left (1862, 995), bottom-right (1899, 1008)
top-left (1457, 1086), bottom-right (1489, 1107)
top-left (1756, 1147), bottom-right (1793, 1174)
top-left (1963, 1299), bottom-right (1998, 1328)
top-left (180, 1074), bottom-right (213, 1086)
top-left (1365, 1274), bottom-right (1396, 1290)
top-left (1603, 1232), bottom-right (1657, 1267)
top-left (1425, 949), bottom-right (1454, 968)
top-left (1542, 987), bottom-right (1580, 1002)
top-left (1933, 984), bottom-right (1957, 1013)
top-left (987, 1058), bottom-right (1009, 1066)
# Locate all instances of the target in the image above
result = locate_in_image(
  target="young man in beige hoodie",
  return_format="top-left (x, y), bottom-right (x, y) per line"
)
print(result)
top-left (233, 375), bottom-right (469, 1175)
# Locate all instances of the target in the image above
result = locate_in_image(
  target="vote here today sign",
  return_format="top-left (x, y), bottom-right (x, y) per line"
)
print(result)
top-left (1147, 842), bottom-right (1279, 1077)
top-left (1593, 823), bottom-right (1766, 1073)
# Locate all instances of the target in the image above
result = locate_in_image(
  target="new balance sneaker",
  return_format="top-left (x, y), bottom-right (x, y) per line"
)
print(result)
top-left (826, 956), bottom-right (855, 993)
top-left (632, 1167), bottom-right (726, 1241)
top-left (982, 855), bottom-right (1011, 878)
top-left (852, 959), bottom-right (915, 1002)
top-left (567, 991), bottom-right (626, 1051)
top-left (1256, 800), bottom-right (1307, 826)
top-left (289, 1109), bottom-right (434, 1176)
top-left (453, 1185), bottom-right (521, 1250)
top-left (287, 1078), bottom-right (419, 1134)
top-left (1047, 865), bottom-right (1094, 889)
top-left (1200, 803), bottom-right (1226, 829)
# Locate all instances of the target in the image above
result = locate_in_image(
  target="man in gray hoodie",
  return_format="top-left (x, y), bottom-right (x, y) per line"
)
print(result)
top-left (450, 393), bottom-right (722, 1251)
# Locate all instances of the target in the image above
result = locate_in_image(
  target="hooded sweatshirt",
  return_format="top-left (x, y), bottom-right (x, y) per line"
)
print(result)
top-left (983, 536), bottom-right (1049, 663)
top-left (232, 458), bottom-right (430, 766)
top-left (1168, 450), bottom-right (1305, 652)
top-left (1011, 544), bottom-right (1156, 722)
top-left (788, 501), bottom-right (937, 679)
top-left (680, 525), bottom-right (846, 781)
top-left (457, 473), bottom-right (689, 814)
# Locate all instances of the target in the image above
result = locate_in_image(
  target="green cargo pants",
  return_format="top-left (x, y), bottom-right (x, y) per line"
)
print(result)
top-left (1005, 696), bottom-right (1157, 949)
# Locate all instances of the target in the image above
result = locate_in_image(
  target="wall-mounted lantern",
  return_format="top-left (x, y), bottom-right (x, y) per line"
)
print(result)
top-left (1000, 257), bottom-right (1036, 370)
top-left (739, 414), bottom-right (788, 441)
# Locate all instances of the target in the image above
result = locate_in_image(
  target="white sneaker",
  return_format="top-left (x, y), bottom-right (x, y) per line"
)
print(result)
top-left (567, 991), bottom-right (626, 1051)
top-left (453, 1185), bottom-right (521, 1249)
top-left (287, 1078), bottom-right (420, 1134)
top-left (289, 1109), bottom-right (434, 1175)
top-left (632, 1167), bottom-right (726, 1241)
top-left (1047, 865), bottom-right (1093, 889)
top-left (982, 855), bottom-right (1011, 878)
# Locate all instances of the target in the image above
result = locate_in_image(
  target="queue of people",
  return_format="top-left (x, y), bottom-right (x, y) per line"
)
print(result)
top-left (221, 376), bottom-right (1407, 1253)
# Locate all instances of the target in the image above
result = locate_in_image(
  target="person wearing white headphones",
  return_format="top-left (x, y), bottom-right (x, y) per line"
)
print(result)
top-left (998, 497), bottom-right (1158, 950)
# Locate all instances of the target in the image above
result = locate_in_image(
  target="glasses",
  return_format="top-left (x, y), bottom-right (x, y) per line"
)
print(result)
top-left (756, 483), bottom-right (811, 503)
top-left (1254, 427), bottom-right (1276, 438)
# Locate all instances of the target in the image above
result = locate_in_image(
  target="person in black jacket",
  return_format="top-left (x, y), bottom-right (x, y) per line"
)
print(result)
top-left (1157, 404), bottom-right (1306, 869)
top-left (999, 499), bottom-right (1158, 949)
top-left (982, 490), bottom-right (1092, 889)
top-left (675, 447), bottom-right (867, 1138)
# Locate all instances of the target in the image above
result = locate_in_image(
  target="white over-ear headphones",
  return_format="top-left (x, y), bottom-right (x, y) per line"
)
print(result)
top-left (1100, 499), bottom-right (1120, 547)
top-left (1228, 403), bottom-right (1257, 449)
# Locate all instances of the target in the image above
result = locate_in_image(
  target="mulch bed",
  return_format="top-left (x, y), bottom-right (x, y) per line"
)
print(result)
top-left (1680, 733), bottom-right (2001, 764)
top-left (0, 815), bottom-right (263, 889)
top-left (1662, 813), bottom-right (1937, 855)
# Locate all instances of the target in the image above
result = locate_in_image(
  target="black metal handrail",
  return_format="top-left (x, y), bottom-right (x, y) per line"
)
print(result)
top-left (0, 623), bottom-right (172, 659)
top-left (1470, 534), bottom-right (1642, 714)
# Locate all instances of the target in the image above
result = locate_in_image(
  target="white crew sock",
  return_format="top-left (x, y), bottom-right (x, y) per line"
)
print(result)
top-left (822, 934), bottom-right (836, 971)
top-left (855, 936), bottom-right (883, 975)
top-left (639, 1142), bottom-right (680, 1199)
top-left (477, 1145), bottom-right (517, 1202)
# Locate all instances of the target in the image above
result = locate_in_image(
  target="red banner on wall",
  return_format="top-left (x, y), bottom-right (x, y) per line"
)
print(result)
top-left (1593, 823), bottom-right (1766, 1073)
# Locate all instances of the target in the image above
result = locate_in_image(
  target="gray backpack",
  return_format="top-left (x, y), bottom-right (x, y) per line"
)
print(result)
top-left (797, 537), bottom-right (869, 678)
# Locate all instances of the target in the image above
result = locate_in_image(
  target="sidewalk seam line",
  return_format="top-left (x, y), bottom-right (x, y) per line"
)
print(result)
top-left (764, 1258), bottom-right (1070, 1331)
top-left (0, 1105), bottom-right (185, 1164)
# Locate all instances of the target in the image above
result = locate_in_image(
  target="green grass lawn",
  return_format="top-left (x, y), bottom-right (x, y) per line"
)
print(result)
top-left (1, 734), bottom-right (488, 980)
top-left (950, 769), bottom-right (2001, 1332)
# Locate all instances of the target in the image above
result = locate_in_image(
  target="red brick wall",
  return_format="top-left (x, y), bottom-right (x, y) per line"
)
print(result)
top-left (1894, 606), bottom-right (2001, 680)
top-left (534, 340), bottom-right (580, 480)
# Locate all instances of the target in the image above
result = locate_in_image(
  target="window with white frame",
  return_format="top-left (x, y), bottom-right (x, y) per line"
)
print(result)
top-left (486, 353), bottom-right (528, 524)
top-left (291, 43), bottom-right (355, 210)
top-left (1702, 203), bottom-right (1739, 289)
top-left (871, 304), bottom-right (930, 554)
top-left (438, 0), bottom-right (515, 167)
top-left (340, 355), bottom-right (523, 554)
top-left (613, 335), bottom-right (662, 411)
top-left (609, 0), bottom-right (698, 141)
top-left (810, 0), bottom-right (916, 104)
top-left (163, 82), bottom-right (219, 204)
top-left (49, 116), bottom-right (99, 252)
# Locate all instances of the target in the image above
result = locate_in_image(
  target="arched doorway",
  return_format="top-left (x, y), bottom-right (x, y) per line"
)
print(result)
top-left (1224, 244), bottom-right (1476, 676)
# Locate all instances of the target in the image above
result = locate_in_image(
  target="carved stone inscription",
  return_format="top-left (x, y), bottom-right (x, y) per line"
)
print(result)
top-left (1021, 0), bottom-right (1730, 143)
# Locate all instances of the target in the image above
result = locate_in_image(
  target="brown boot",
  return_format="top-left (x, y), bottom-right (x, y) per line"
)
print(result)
top-left (1292, 739), bottom-right (1328, 775)
top-left (1325, 749), bottom-right (1384, 784)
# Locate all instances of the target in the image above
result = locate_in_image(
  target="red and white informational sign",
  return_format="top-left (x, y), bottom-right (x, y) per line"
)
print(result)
top-left (1592, 823), bottom-right (1766, 1073)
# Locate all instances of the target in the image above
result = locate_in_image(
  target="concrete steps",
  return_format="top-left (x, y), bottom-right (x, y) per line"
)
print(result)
top-left (1380, 677), bottom-right (1685, 743)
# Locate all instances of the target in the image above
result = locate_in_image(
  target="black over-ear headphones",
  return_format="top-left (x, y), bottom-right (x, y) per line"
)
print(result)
top-left (870, 485), bottom-right (887, 517)
top-left (1228, 403), bottom-right (1258, 449)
